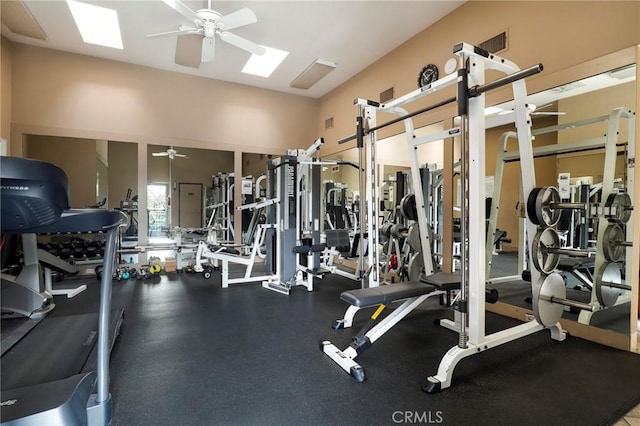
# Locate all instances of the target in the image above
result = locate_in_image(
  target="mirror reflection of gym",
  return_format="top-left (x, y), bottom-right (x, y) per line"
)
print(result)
top-left (24, 136), bottom-right (138, 264)
top-left (483, 63), bottom-right (636, 338)
top-left (147, 145), bottom-right (234, 243)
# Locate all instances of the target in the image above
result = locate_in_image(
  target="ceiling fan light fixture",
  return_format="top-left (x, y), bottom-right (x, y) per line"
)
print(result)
top-left (66, 0), bottom-right (123, 49)
top-left (242, 46), bottom-right (289, 78)
top-left (290, 59), bottom-right (337, 90)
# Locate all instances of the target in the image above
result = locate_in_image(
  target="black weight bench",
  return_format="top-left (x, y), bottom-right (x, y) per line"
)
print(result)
top-left (323, 273), bottom-right (462, 382)
top-left (522, 256), bottom-right (595, 290)
top-left (332, 271), bottom-right (463, 330)
top-left (557, 257), bottom-right (595, 289)
top-left (340, 281), bottom-right (436, 307)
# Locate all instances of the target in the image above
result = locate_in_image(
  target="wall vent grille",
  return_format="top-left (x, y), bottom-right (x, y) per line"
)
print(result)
top-left (380, 87), bottom-right (394, 103)
top-left (478, 31), bottom-right (507, 54)
top-left (324, 117), bottom-right (334, 129)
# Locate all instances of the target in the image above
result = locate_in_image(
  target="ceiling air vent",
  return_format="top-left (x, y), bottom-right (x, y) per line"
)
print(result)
top-left (324, 117), bottom-right (334, 129)
top-left (380, 87), bottom-right (394, 103)
top-left (478, 31), bottom-right (507, 54)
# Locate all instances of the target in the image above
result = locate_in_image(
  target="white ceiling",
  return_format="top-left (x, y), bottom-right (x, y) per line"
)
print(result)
top-left (1, 0), bottom-right (465, 98)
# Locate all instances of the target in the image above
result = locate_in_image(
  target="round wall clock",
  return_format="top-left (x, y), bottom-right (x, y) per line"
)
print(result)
top-left (418, 64), bottom-right (439, 88)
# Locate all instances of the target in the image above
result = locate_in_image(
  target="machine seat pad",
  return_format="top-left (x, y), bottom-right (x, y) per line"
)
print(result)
top-left (340, 281), bottom-right (435, 308)
top-left (208, 245), bottom-right (240, 255)
top-left (557, 257), bottom-right (594, 271)
top-left (419, 272), bottom-right (462, 291)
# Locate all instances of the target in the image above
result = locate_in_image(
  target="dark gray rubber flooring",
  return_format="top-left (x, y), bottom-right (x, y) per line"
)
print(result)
top-left (108, 270), bottom-right (640, 426)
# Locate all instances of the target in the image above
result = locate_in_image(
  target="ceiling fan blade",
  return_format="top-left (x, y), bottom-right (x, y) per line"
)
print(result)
top-left (535, 103), bottom-right (554, 111)
top-left (147, 26), bottom-right (198, 39)
top-left (175, 34), bottom-right (203, 68)
top-left (201, 36), bottom-right (215, 63)
top-left (219, 31), bottom-right (265, 56)
top-left (173, 153), bottom-right (188, 158)
top-left (152, 152), bottom-right (169, 157)
top-left (161, 0), bottom-right (201, 25)
top-left (216, 8), bottom-right (257, 31)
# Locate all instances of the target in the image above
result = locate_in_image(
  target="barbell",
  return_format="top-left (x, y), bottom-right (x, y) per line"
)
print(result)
top-left (537, 273), bottom-right (596, 327)
top-left (602, 223), bottom-right (633, 262)
top-left (595, 262), bottom-right (629, 307)
top-left (527, 186), bottom-right (586, 227)
top-left (531, 228), bottom-right (591, 274)
top-left (604, 193), bottom-right (633, 224)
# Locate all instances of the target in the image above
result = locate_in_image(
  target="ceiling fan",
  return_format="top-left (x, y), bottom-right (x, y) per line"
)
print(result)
top-left (529, 103), bottom-right (566, 116)
top-left (147, 0), bottom-right (266, 69)
top-left (498, 103), bottom-right (566, 117)
top-left (152, 147), bottom-right (188, 160)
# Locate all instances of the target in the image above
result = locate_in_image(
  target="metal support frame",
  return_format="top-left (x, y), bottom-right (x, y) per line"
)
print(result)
top-left (263, 138), bottom-right (325, 294)
top-left (324, 42), bottom-right (569, 391)
top-left (412, 42), bottom-right (564, 392)
top-left (194, 224), bottom-right (277, 288)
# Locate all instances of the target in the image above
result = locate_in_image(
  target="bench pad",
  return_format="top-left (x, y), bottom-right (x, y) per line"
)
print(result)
top-left (557, 257), bottom-right (594, 272)
top-left (419, 272), bottom-right (462, 291)
top-left (340, 281), bottom-right (435, 308)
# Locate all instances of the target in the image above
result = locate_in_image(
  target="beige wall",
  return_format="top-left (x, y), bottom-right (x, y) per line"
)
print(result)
top-left (1, 36), bottom-right (12, 144)
top-left (108, 141), bottom-right (137, 210)
top-left (25, 135), bottom-right (97, 207)
top-left (8, 43), bottom-right (319, 156)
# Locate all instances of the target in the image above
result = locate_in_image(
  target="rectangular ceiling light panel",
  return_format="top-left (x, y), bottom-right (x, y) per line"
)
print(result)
top-left (242, 47), bottom-right (289, 78)
top-left (1, 0), bottom-right (48, 40)
top-left (290, 59), bottom-right (336, 89)
top-left (66, 0), bottom-right (123, 49)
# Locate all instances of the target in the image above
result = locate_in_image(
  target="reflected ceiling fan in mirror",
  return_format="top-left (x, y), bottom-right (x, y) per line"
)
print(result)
top-left (497, 102), bottom-right (566, 117)
top-left (152, 146), bottom-right (188, 160)
top-left (529, 103), bottom-right (566, 116)
top-left (147, 0), bottom-right (266, 69)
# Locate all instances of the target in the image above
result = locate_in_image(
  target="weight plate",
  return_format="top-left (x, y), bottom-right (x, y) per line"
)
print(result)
top-left (400, 194), bottom-right (418, 221)
top-left (595, 262), bottom-right (623, 307)
top-left (531, 186), bottom-right (562, 227)
top-left (407, 252), bottom-right (424, 282)
top-left (390, 224), bottom-right (407, 239)
top-left (408, 224), bottom-right (422, 252)
top-left (603, 224), bottom-right (625, 262)
top-left (531, 228), bottom-right (560, 274)
top-left (380, 222), bottom-right (393, 239)
top-left (605, 193), bottom-right (632, 224)
top-left (526, 187), bottom-right (542, 225)
top-left (536, 273), bottom-right (566, 327)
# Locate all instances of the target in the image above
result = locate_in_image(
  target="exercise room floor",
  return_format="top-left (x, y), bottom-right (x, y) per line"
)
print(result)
top-left (95, 266), bottom-right (640, 426)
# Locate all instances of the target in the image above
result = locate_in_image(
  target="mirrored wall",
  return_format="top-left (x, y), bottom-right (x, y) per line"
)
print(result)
top-left (484, 63), bottom-right (636, 338)
top-left (146, 145), bottom-right (234, 241)
top-left (24, 136), bottom-right (138, 210)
